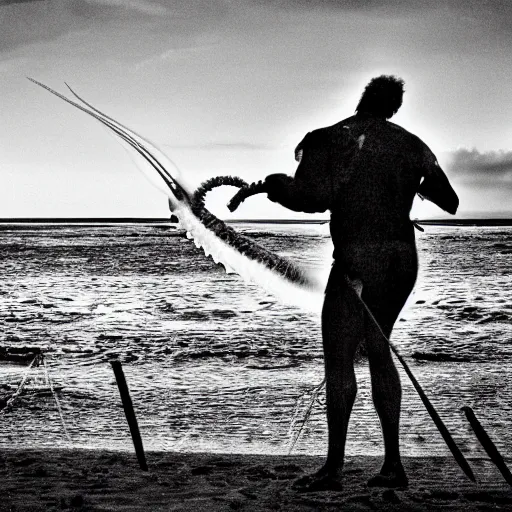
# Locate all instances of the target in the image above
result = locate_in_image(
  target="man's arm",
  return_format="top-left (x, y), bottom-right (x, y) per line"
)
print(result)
top-left (264, 127), bottom-right (355, 213)
top-left (417, 147), bottom-right (459, 214)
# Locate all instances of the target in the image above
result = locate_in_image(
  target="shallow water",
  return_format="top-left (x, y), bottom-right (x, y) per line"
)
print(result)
top-left (0, 223), bottom-right (511, 460)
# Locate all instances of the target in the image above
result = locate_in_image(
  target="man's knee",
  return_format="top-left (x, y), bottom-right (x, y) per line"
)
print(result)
top-left (367, 338), bottom-right (395, 365)
top-left (369, 357), bottom-right (401, 397)
top-left (326, 376), bottom-right (358, 404)
top-left (322, 286), bottom-right (363, 333)
top-left (372, 377), bottom-right (402, 409)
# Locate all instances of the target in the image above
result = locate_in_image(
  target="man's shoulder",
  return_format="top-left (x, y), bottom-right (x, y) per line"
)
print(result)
top-left (298, 117), bottom-right (430, 155)
top-left (385, 123), bottom-right (440, 169)
top-left (303, 125), bottom-right (333, 142)
top-left (323, 117), bottom-right (421, 145)
top-left (301, 119), bottom-right (357, 146)
top-left (385, 121), bottom-right (428, 150)
top-left (296, 127), bottom-right (333, 154)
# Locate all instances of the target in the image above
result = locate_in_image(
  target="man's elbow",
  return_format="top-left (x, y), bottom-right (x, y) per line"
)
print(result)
top-left (432, 192), bottom-right (459, 215)
top-left (279, 188), bottom-right (329, 213)
top-left (446, 193), bottom-right (459, 215)
top-left (272, 195), bottom-right (327, 214)
top-left (441, 186), bottom-right (459, 215)
top-left (418, 179), bottom-right (459, 215)
top-left (300, 199), bottom-right (328, 214)
top-left (265, 175), bottom-right (328, 213)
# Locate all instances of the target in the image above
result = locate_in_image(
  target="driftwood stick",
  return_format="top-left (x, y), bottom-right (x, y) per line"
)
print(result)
top-left (462, 406), bottom-right (512, 487)
top-left (110, 360), bottom-right (148, 471)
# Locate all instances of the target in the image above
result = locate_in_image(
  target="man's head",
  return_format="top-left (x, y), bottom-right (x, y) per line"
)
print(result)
top-left (355, 75), bottom-right (405, 119)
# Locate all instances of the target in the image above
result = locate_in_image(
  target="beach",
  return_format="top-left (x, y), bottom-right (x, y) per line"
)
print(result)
top-left (2, 449), bottom-right (512, 511)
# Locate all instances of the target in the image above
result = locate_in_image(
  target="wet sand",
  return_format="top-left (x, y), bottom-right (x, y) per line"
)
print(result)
top-left (2, 449), bottom-right (512, 511)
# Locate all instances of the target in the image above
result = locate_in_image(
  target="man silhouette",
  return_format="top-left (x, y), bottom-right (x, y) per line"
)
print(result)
top-left (264, 75), bottom-right (459, 491)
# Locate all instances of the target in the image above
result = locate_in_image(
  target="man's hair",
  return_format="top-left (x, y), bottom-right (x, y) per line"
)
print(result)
top-left (355, 75), bottom-right (405, 119)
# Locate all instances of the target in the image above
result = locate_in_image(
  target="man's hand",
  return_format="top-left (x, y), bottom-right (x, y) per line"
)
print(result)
top-left (264, 173), bottom-right (293, 203)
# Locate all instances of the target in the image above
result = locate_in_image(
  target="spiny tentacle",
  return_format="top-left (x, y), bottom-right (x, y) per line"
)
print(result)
top-left (192, 176), bottom-right (312, 285)
top-left (227, 180), bottom-right (267, 212)
top-left (192, 176), bottom-right (250, 215)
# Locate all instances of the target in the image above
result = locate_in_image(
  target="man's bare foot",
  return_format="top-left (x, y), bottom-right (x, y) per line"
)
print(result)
top-left (293, 466), bottom-right (343, 492)
top-left (367, 462), bottom-right (408, 488)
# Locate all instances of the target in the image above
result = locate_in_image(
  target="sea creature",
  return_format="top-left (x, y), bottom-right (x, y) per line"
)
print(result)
top-left (28, 79), bottom-right (323, 311)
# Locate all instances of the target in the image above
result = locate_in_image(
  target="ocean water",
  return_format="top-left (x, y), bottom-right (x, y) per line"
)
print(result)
top-left (0, 222), bottom-right (511, 460)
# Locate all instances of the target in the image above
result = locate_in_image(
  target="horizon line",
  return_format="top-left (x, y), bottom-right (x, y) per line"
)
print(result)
top-left (0, 217), bottom-right (512, 226)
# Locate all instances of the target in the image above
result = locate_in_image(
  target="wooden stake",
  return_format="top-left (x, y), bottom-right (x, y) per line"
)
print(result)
top-left (462, 406), bottom-right (512, 487)
top-left (110, 360), bottom-right (148, 471)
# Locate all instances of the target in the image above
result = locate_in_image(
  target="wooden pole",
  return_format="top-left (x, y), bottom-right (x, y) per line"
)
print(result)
top-left (390, 346), bottom-right (475, 482)
top-left (110, 360), bottom-right (148, 471)
top-left (462, 406), bottom-right (512, 487)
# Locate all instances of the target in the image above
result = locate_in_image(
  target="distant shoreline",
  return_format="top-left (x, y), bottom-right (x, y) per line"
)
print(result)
top-left (415, 219), bottom-right (512, 227)
top-left (0, 218), bottom-right (174, 225)
top-left (0, 217), bottom-right (511, 226)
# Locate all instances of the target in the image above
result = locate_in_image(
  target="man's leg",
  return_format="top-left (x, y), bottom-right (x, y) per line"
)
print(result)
top-left (354, 243), bottom-right (416, 488)
top-left (295, 268), bottom-right (363, 491)
top-left (365, 310), bottom-right (408, 487)
top-left (362, 258), bottom-right (415, 488)
top-left (323, 276), bottom-right (363, 473)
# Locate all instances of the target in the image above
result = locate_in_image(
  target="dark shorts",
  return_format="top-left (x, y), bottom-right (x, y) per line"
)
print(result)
top-left (325, 241), bottom-right (418, 334)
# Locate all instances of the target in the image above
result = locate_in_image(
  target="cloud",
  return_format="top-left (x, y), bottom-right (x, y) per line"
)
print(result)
top-left (0, 0), bottom-right (172, 55)
top-left (0, 2), bottom-right (78, 53)
top-left (249, 0), bottom-right (419, 11)
top-left (0, 0), bottom-right (45, 5)
top-left (87, 0), bottom-right (168, 16)
top-left (248, 0), bottom-right (511, 13)
top-left (0, 0), bottom-right (155, 55)
top-left (247, 0), bottom-right (512, 40)
top-left (446, 148), bottom-right (512, 183)
top-left (0, 0), bottom-right (229, 58)
top-left (162, 140), bottom-right (282, 151)
top-left (134, 35), bottom-right (220, 70)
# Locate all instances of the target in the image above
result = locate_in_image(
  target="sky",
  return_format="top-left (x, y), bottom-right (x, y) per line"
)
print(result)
top-left (0, 0), bottom-right (511, 219)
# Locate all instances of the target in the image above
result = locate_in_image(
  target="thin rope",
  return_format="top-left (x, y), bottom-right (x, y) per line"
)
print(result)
top-left (287, 377), bottom-right (326, 454)
top-left (42, 356), bottom-right (72, 443)
top-left (0, 354), bottom-right (39, 416)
